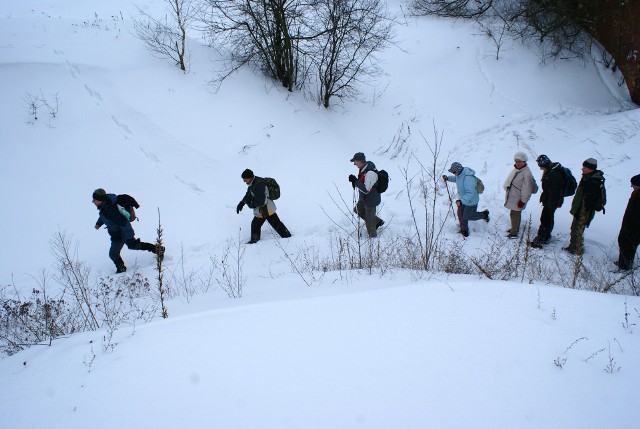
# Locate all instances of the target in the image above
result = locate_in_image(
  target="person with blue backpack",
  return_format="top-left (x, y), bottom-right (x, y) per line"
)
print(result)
top-left (92, 188), bottom-right (162, 274)
top-left (530, 154), bottom-right (568, 248)
top-left (442, 162), bottom-right (489, 237)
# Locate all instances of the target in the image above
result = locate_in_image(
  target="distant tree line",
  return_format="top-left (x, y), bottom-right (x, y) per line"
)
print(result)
top-left (411, 0), bottom-right (640, 103)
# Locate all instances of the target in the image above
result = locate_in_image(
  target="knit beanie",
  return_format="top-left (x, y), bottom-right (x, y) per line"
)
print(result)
top-left (631, 174), bottom-right (640, 187)
top-left (536, 154), bottom-right (552, 169)
top-left (513, 151), bottom-right (528, 162)
top-left (583, 158), bottom-right (597, 170)
top-left (241, 169), bottom-right (254, 179)
top-left (92, 188), bottom-right (107, 202)
top-left (448, 162), bottom-right (463, 174)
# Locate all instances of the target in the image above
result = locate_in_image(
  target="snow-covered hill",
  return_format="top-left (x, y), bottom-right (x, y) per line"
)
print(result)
top-left (1, 0), bottom-right (639, 427)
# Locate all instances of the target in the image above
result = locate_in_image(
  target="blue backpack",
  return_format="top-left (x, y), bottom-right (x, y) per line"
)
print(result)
top-left (560, 166), bottom-right (577, 197)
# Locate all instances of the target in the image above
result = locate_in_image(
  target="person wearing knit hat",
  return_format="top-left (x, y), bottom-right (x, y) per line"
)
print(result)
top-left (564, 158), bottom-right (606, 255)
top-left (530, 154), bottom-right (566, 248)
top-left (582, 158), bottom-right (597, 170)
top-left (92, 189), bottom-right (163, 274)
top-left (503, 152), bottom-right (537, 238)
top-left (236, 169), bottom-right (291, 244)
top-left (442, 162), bottom-right (489, 237)
top-left (616, 174), bottom-right (640, 270)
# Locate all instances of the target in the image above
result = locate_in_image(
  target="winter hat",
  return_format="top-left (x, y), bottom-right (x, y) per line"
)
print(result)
top-left (513, 151), bottom-right (528, 162)
top-left (583, 158), bottom-right (597, 170)
top-left (631, 174), bottom-right (640, 187)
top-left (350, 152), bottom-right (366, 162)
top-left (448, 162), bottom-right (463, 174)
top-left (92, 188), bottom-right (107, 202)
top-left (241, 169), bottom-right (254, 179)
top-left (536, 154), bottom-right (552, 169)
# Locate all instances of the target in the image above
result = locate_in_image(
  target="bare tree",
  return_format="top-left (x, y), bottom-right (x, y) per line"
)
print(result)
top-left (132, 0), bottom-right (199, 72)
top-left (203, 0), bottom-right (306, 91)
top-left (311, 0), bottom-right (394, 107)
top-left (411, 0), bottom-right (493, 18)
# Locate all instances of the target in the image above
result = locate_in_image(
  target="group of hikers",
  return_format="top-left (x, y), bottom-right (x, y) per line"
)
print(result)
top-left (91, 151), bottom-right (639, 274)
top-left (443, 152), bottom-right (639, 271)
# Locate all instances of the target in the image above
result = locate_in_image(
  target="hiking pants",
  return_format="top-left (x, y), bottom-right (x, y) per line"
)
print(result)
top-left (568, 215), bottom-right (587, 254)
top-left (535, 205), bottom-right (557, 241)
top-left (460, 204), bottom-right (485, 233)
top-left (356, 201), bottom-right (382, 238)
top-left (250, 210), bottom-right (291, 241)
top-left (109, 237), bottom-right (156, 268)
top-left (618, 229), bottom-right (639, 270)
top-left (508, 210), bottom-right (522, 235)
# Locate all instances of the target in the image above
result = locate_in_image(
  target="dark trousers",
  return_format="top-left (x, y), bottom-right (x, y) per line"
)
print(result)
top-left (356, 201), bottom-right (383, 237)
top-left (460, 204), bottom-right (486, 232)
top-left (250, 211), bottom-right (291, 241)
top-left (536, 205), bottom-right (557, 241)
top-left (457, 204), bottom-right (464, 231)
top-left (109, 238), bottom-right (156, 268)
top-left (618, 229), bottom-right (638, 270)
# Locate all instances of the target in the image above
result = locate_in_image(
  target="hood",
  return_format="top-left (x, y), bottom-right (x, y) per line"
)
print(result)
top-left (361, 161), bottom-right (377, 172)
top-left (460, 167), bottom-right (476, 177)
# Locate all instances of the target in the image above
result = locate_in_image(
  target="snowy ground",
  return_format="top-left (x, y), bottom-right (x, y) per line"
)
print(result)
top-left (1, 0), bottom-right (639, 428)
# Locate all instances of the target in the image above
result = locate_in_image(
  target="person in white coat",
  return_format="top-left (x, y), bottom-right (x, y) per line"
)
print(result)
top-left (503, 152), bottom-right (537, 238)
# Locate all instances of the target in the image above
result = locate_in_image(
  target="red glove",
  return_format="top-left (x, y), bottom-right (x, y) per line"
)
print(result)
top-left (517, 200), bottom-right (525, 208)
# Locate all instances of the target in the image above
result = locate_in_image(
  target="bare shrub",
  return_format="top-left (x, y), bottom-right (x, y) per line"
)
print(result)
top-left (218, 231), bottom-right (247, 298)
top-left (168, 244), bottom-right (217, 301)
top-left (1, 231), bottom-right (158, 356)
top-left (132, 0), bottom-right (199, 72)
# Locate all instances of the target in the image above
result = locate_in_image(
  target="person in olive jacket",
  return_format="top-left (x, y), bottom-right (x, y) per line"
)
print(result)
top-left (531, 154), bottom-right (565, 248)
top-left (564, 158), bottom-right (606, 255)
top-left (236, 169), bottom-right (291, 244)
top-left (616, 174), bottom-right (640, 270)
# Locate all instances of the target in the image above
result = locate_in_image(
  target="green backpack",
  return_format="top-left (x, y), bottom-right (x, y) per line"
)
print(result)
top-left (260, 177), bottom-right (281, 200)
top-left (475, 176), bottom-right (485, 194)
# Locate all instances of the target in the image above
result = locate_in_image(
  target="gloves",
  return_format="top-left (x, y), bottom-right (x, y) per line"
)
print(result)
top-left (517, 200), bottom-right (525, 208)
top-left (442, 175), bottom-right (448, 182)
top-left (348, 174), bottom-right (357, 184)
top-left (236, 201), bottom-right (245, 214)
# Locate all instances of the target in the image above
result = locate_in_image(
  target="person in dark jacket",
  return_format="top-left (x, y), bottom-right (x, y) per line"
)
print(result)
top-left (92, 188), bottom-right (161, 274)
top-left (616, 174), bottom-right (640, 270)
top-left (564, 158), bottom-right (606, 255)
top-left (348, 152), bottom-right (384, 238)
top-left (531, 154), bottom-right (565, 248)
top-left (236, 169), bottom-right (291, 244)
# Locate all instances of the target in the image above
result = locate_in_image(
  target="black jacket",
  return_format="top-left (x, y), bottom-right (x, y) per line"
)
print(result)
top-left (540, 162), bottom-right (564, 208)
top-left (242, 177), bottom-right (268, 209)
top-left (619, 188), bottom-right (640, 246)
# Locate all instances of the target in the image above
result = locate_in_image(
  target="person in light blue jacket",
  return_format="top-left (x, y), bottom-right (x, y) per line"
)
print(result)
top-left (443, 162), bottom-right (489, 237)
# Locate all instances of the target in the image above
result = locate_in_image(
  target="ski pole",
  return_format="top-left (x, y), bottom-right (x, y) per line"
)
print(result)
top-left (443, 177), bottom-right (457, 220)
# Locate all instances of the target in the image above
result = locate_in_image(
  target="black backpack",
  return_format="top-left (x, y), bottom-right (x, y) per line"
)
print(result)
top-left (592, 174), bottom-right (607, 213)
top-left (116, 194), bottom-right (140, 221)
top-left (560, 166), bottom-right (577, 197)
top-left (375, 169), bottom-right (389, 193)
